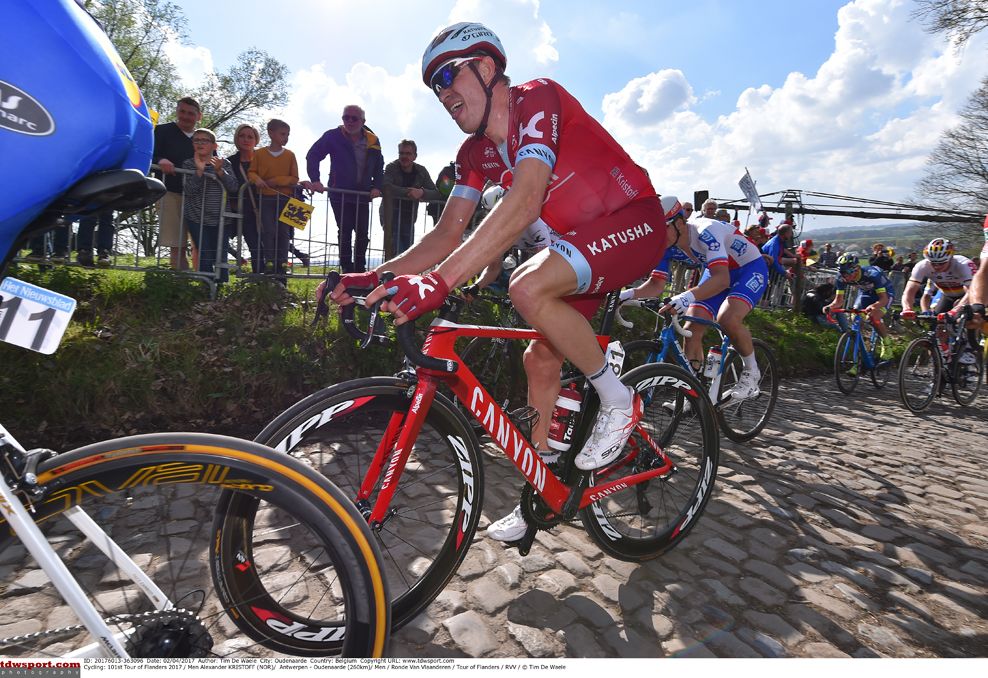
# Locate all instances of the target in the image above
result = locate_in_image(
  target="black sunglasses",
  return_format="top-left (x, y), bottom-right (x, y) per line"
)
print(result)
top-left (342, 114), bottom-right (362, 123)
top-left (430, 59), bottom-right (473, 96)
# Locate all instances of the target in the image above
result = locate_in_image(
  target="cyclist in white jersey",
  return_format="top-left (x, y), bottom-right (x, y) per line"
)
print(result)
top-left (900, 238), bottom-right (976, 318)
top-left (623, 195), bottom-right (769, 400)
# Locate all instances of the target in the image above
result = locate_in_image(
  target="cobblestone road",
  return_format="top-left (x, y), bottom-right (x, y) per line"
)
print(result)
top-left (390, 375), bottom-right (988, 658)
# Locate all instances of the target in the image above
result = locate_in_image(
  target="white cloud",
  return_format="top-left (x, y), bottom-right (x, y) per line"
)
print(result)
top-left (163, 37), bottom-right (213, 90)
top-left (603, 0), bottom-right (988, 211)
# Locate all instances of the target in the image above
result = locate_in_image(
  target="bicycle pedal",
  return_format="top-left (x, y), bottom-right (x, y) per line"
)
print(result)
top-left (509, 524), bottom-right (540, 556)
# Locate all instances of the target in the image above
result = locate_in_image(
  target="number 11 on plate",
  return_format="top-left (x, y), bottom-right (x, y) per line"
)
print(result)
top-left (0, 277), bottom-right (77, 354)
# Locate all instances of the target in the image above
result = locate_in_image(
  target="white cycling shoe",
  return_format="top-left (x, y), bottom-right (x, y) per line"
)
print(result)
top-left (487, 505), bottom-right (528, 542)
top-left (725, 370), bottom-right (760, 402)
top-left (574, 388), bottom-right (643, 471)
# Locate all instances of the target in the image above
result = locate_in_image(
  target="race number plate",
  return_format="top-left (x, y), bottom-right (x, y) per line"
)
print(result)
top-left (0, 278), bottom-right (77, 354)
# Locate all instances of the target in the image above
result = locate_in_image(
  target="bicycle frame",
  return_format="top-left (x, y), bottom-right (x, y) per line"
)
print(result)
top-left (0, 424), bottom-right (175, 658)
top-left (353, 320), bottom-right (677, 528)
top-left (845, 313), bottom-right (880, 370)
top-left (652, 315), bottom-right (731, 405)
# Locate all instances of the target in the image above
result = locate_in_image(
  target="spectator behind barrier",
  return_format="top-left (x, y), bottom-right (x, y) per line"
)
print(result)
top-left (249, 119), bottom-right (299, 279)
top-left (153, 96), bottom-right (202, 270)
top-left (380, 140), bottom-right (440, 258)
top-left (182, 128), bottom-right (237, 284)
top-left (227, 123), bottom-right (262, 272)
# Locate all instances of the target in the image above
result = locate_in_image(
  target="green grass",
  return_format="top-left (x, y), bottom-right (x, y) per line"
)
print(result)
top-left (0, 267), bottom-right (920, 451)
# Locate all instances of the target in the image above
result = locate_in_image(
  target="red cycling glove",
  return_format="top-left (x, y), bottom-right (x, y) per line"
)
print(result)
top-left (384, 272), bottom-right (450, 321)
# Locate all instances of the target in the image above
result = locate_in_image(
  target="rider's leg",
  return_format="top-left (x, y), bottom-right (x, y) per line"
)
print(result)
top-left (523, 339), bottom-right (565, 451)
top-left (682, 308), bottom-right (711, 369)
top-left (719, 297), bottom-right (761, 399)
top-left (510, 251), bottom-right (628, 407)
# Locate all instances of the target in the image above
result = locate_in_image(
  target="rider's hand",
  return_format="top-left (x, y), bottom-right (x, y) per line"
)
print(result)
top-left (786, 269), bottom-right (795, 281)
top-left (460, 283), bottom-right (481, 301)
top-left (619, 288), bottom-right (635, 303)
top-left (663, 290), bottom-right (695, 315)
top-left (900, 309), bottom-right (916, 320)
top-left (376, 272), bottom-right (450, 325)
top-left (325, 271), bottom-right (380, 307)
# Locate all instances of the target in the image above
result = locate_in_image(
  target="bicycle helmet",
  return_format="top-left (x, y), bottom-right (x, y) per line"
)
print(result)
top-left (0, 0), bottom-right (159, 269)
top-left (422, 22), bottom-right (506, 87)
top-left (422, 22), bottom-right (506, 137)
top-left (837, 253), bottom-right (860, 275)
top-left (660, 195), bottom-right (684, 222)
top-left (923, 237), bottom-right (954, 264)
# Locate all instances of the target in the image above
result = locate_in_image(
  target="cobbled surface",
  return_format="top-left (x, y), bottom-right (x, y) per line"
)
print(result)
top-left (389, 376), bottom-right (988, 658)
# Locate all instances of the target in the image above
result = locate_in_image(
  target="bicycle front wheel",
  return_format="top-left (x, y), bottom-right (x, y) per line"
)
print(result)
top-left (242, 377), bottom-right (484, 634)
top-left (834, 332), bottom-right (860, 394)
top-left (898, 337), bottom-right (940, 413)
top-left (579, 362), bottom-right (719, 562)
top-left (620, 339), bottom-right (663, 373)
top-left (716, 338), bottom-right (779, 442)
top-left (950, 348), bottom-right (984, 406)
top-left (0, 433), bottom-right (389, 658)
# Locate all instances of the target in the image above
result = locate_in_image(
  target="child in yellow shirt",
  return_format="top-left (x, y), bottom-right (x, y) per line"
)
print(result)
top-left (248, 119), bottom-right (298, 277)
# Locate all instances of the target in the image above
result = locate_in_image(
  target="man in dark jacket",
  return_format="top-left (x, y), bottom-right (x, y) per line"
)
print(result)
top-left (380, 140), bottom-right (440, 258)
top-left (303, 105), bottom-right (384, 272)
top-left (153, 96), bottom-right (202, 270)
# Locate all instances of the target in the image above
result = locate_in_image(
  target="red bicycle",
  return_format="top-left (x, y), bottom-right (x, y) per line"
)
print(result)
top-left (221, 273), bottom-right (719, 634)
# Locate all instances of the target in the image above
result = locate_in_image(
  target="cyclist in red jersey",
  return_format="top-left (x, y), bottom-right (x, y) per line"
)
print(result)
top-left (327, 22), bottom-right (665, 542)
top-left (970, 214), bottom-right (988, 324)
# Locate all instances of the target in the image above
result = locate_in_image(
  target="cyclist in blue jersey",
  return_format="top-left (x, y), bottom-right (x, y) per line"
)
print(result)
top-left (622, 195), bottom-right (769, 401)
top-left (822, 254), bottom-right (893, 351)
top-left (0, 0), bottom-right (160, 271)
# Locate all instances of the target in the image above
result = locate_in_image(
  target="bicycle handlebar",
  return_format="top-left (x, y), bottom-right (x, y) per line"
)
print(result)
top-left (616, 298), bottom-right (692, 338)
top-left (325, 271), bottom-right (458, 373)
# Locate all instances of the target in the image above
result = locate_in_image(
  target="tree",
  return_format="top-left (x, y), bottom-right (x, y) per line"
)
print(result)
top-left (85, 0), bottom-right (291, 255)
top-left (916, 78), bottom-right (988, 215)
top-left (85, 0), bottom-right (186, 115)
top-left (912, 0), bottom-right (988, 47)
top-left (194, 48), bottom-right (291, 141)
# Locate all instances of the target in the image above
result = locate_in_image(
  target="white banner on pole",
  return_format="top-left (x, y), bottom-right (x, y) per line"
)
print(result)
top-left (738, 168), bottom-right (762, 214)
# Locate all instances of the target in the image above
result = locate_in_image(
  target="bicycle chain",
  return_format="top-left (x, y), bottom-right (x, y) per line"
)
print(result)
top-left (0, 608), bottom-right (200, 654)
top-left (519, 484), bottom-right (566, 530)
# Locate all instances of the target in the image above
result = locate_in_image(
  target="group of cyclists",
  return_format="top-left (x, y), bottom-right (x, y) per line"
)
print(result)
top-left (5, 10), bottom-right (986, 552)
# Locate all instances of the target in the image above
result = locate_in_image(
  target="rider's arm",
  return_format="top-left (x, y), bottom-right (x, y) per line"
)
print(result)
top-left (375, 196), bottom-right (478, 277)
top-left (919, 284), bottom-right (933, 312)
top-left (434, 157), bottom-right (550, 289)
top-left (900, 279), bottom-right (921, 310)
top-left (630, 274), bottom-right (667, 299)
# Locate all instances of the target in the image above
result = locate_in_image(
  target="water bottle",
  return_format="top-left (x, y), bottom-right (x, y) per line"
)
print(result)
top-left (936, 321), bottom-right (949, 355)
top-left (704, 346), bottom-right (722, 378)
top-left (547, 387), bottom-right (583, 452)
top-left (605, 340), bottom-right (625, 376)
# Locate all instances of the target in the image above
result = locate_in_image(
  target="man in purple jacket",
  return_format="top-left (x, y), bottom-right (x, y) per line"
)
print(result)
top-left (303, 105), bottom-right (384, 273)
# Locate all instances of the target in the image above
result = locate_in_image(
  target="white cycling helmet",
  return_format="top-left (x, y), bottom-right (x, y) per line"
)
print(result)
top-left (660, 195), bottom-right (684, 222)
top-left (421, 22), bottom-right (506, 88)
top-left (924, 237), bottom-right (954, 264)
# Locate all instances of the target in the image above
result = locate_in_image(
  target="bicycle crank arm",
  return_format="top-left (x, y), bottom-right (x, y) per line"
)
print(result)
top-left (561, 473), bottom-right (589, 520)
top-left (515, 523), bottom-right (539, 557)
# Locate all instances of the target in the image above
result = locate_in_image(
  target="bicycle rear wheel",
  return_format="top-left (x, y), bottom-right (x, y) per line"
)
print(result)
top-left (0, 433), bottom-right (389, 658)
top-left (950, 348), bottom-right (984, 406)
top-left (242, 377), bottom-right (483, 634)
top-left (898, 337), bottom-right (940, 413)
top-left (716, 338), bottom-right (779, 442)
top-left (834, 332), bottom-right (860, 394)
top-left (580, 363), bottom-right (719, 561)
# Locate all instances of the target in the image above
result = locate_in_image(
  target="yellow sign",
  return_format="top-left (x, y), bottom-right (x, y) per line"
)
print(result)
top-left (279, 198), bottom-right (314, 230)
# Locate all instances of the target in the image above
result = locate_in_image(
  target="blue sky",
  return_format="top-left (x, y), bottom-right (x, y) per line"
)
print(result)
top-left (165, 0), bottom-right (987, 234)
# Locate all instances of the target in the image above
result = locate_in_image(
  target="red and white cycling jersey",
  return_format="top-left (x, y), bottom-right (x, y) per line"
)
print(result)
top-left (450, 78), bottom-right (656, 233)
top-left (909, 255), bottom-right (976, 297)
